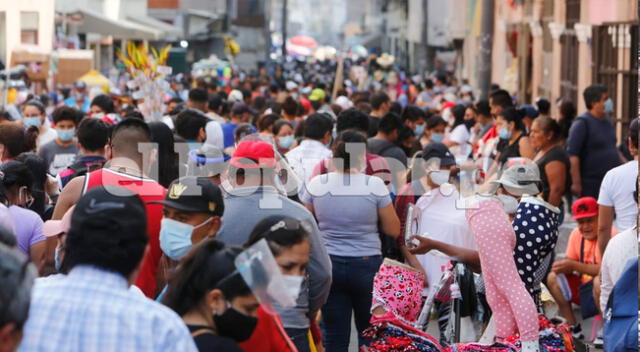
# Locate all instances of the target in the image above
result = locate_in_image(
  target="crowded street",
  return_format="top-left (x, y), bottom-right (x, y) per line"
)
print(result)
top-left (0, 0), bottom-right (638, 352)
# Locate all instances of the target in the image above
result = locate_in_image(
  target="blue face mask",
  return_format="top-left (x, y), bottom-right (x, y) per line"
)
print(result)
top-left (160, 217), bottom-right (212, 260)
top-left (498, 127), bottom-right (512, 140)
top-left (414, 124), bottom-right (426, 137)
top-left (23, 117), bottom-right (42, 128)
top-left (604, 98), bottom-right (614, 114)
top-left (54, 246), bottom-right (62, 272)
top-left (56, 129), bottom-right (75, 142)
top-left (278, 135), bottom-right (295, 150)
top-left (431, 133), bottom-right (444, 143)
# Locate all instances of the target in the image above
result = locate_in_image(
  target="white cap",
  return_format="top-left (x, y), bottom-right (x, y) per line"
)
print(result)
top-left (228, 89), bottom-right (243, 103)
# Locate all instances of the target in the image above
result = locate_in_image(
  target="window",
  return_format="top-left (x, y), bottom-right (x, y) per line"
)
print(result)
top-left (20, 12), bottom-right (38, 45)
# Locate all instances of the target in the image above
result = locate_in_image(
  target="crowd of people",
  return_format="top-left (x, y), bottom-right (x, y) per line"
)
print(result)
top-left (0, 59), bottom-right (637, 352)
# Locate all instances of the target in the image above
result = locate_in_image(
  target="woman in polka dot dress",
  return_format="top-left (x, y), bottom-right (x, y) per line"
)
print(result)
top-left (466, 197), bottom-right (539, 352)
top-left (512, 196), bottom-right (560, 310)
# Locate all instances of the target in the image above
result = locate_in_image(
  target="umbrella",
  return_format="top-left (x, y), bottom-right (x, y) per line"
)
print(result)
top-left (289, 35), bottom-right (318, 49)
top-left (78, 70), bottom-right (111, 87)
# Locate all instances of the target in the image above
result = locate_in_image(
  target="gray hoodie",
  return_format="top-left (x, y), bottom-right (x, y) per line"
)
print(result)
top-left (217, 186), bottom-right (332, 329)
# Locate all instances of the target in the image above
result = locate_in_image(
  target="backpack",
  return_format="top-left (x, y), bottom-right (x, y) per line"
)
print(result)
top-left (603, 258), bottom-right (638, 352)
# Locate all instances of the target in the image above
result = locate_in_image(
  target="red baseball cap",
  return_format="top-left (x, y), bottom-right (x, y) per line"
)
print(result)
top-left (572, 197), bottom-right (598, 220)
top-left (230, 140), bottom-right (277, 169)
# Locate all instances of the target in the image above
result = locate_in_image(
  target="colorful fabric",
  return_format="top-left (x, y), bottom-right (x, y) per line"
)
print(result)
top-left (440, 342), bottom-right (517, 352)
top-left (466, 199), bottom-right (539, 342)
top-left (372, 262), bottom-right (424, 324)
top-left (363, 322), bottom-right (441, 352)
top-left (503, 315), bottom-right (575, 352)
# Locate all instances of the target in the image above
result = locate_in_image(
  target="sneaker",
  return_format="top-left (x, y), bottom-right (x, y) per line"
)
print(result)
top-left (571, 324), bottom-right (584, 340)
top-left (593, 328), bottom-right (604, 348)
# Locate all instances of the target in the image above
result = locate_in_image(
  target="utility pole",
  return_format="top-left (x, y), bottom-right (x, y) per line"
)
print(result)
top-left (264, 0), bottom-right (272, 65)
top-left (478, 0), bottom-right (494, 100)
top-left (281, 0), bottom-right (288, 60)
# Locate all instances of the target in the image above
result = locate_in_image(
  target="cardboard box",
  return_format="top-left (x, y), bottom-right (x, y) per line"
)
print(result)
top-left (10, 50), bottom-right (50, 81)
top-left (54, 49), bottom-right (94, 85)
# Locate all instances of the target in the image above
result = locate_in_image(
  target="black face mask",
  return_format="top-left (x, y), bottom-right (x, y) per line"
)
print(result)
top-left (213, 306), bottom-right (258, 342)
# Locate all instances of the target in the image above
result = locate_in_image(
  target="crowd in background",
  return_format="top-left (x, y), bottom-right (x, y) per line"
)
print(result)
top-left (0, 58), bottom-right (637, 352)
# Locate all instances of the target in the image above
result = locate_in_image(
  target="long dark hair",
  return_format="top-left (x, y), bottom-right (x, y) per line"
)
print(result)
top-left (148, 122), bottom-right (179, 188)
top-left (499, 107), bottom-right (527, 132)
top-left (333, 130), bottom-right (367, 173)
top-left (162, 240), bottom-right (251, 317)
top-left (15, 153), bottom-right (47, 218)
top-left (247, 216), bottom-right (309, 256)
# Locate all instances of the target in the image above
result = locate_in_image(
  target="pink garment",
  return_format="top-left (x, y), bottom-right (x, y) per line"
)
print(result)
top-left (466, 199), bottom-right (538, 342)
top-left (371, 262), bottom-right (423, 324)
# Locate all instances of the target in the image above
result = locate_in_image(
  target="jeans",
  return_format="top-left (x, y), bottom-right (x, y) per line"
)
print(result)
top-left (322, 254), bottom-right (383, 352)
top-left (285, 328), bottom-right (311, 352)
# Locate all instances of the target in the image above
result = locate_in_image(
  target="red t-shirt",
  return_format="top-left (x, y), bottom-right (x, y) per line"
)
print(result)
top-left (83, 168), bottom-right (166, 297)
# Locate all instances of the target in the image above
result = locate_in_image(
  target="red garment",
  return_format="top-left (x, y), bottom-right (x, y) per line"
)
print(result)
top-left (239, 306), bottom-right (298, 352)
top-left (310, 153), bottom-right (392, 185)
top-left (83, 168), bottom-right (166, 298)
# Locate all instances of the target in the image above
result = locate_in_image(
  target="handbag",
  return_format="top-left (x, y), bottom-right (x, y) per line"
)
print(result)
top-left (578, 238), bottom-right (598, 319)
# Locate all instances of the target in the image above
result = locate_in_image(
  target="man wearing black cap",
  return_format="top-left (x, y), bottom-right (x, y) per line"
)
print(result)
top-left (20, 187), bottom-right (197, 352)
top-left (152, 176), bottom-right (224, 261)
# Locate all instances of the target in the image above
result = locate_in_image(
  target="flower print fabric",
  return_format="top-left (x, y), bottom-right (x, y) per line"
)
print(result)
top-left (371, 261), bottom-right (424, 324)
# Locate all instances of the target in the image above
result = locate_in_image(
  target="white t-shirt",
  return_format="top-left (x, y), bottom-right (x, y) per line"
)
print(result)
top-left (598, 160), bottom-right (638, 231)
top-left (599, 227), bottom-right (638, 312)
top-left (415, 186), bottom-right (477, 298)
top-left (448, 124), bottom-right (472, 160)
top-left (37, 128), bottom-right (57, 148)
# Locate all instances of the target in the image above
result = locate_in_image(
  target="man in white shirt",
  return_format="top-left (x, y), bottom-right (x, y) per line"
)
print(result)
top-left (597, 117), bottom-right (638, 256)
top-left (598, 226), bottom-right (638, 314)
top-left (285, 113), bottom-right (333, 190)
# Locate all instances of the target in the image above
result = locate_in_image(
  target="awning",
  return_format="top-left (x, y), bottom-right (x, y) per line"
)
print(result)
top-left (126, 15), bottom-right (182, 38)
top-left (71, 8), bottom-right (160, 40)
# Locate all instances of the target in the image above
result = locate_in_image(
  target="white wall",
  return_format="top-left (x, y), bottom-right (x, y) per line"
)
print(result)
top-left (0, 0), bottom-right (55, 66)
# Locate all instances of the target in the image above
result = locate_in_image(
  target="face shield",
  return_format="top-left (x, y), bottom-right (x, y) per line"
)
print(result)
top-left (234, 239), bottom-right (298, 315)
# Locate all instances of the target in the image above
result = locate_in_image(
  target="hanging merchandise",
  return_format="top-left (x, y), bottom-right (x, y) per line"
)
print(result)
top-left (118, 42), bottom-right (172, 122)
top-left (440, 342), bottom-right (518, 352)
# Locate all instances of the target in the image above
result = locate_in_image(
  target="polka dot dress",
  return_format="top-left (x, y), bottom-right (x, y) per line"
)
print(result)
top-left (466, 199), bottom-right (539, 343)
top-left (512, 199), bottom-right (560, 306)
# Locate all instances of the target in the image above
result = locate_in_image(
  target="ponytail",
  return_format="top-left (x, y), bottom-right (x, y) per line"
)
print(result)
top-left (500, 107), bottom-right (526, 132)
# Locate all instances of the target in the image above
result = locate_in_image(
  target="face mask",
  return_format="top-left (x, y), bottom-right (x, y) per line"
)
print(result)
top-left (23, 117), bottom-right (41, 128)
top-left (431, 133), bottom-right (444, 143)
top-left (56, 129), bottom-right (75, 142)
top-left (414, 124), bottom-right (426, 137)
top-left (283, 274), bottom-right (303, 301)
top-left (159, 217), bottom-right (213, 260)
top-left (429, 170), bottom-right (450, 186)
top-left (604, 98), bottom-right (613, 113)
top-left (92, 112), bottom-right (105, 119)
top-left (278, 135), bottom-right (295, 150)
top-left (291, 93), bottom-right (299, 100)
top-left (54, 246), bottom-right (62, 272)
top-left (498, 127), bottom-right (512, 140)
top-left (213, 304), bottom-right (258, 342)
top-left (497, 194), bottom-right (519, 214)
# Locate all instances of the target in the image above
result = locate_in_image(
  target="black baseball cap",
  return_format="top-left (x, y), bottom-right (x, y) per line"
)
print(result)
top-left (149, 176), bottom-right (224, 216)
top-left (70, 186), bottom-right (147, 238)
top-left (421, 142), bottom-right (456, 166)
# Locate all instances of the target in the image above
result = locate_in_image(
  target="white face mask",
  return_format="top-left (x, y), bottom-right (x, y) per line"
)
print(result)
top-left (429, 170), bottom-right (451, 186)
top-left (282, 274), bottom-right (303, 302)
top-left (497, 194), bottom-right (519, 214)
